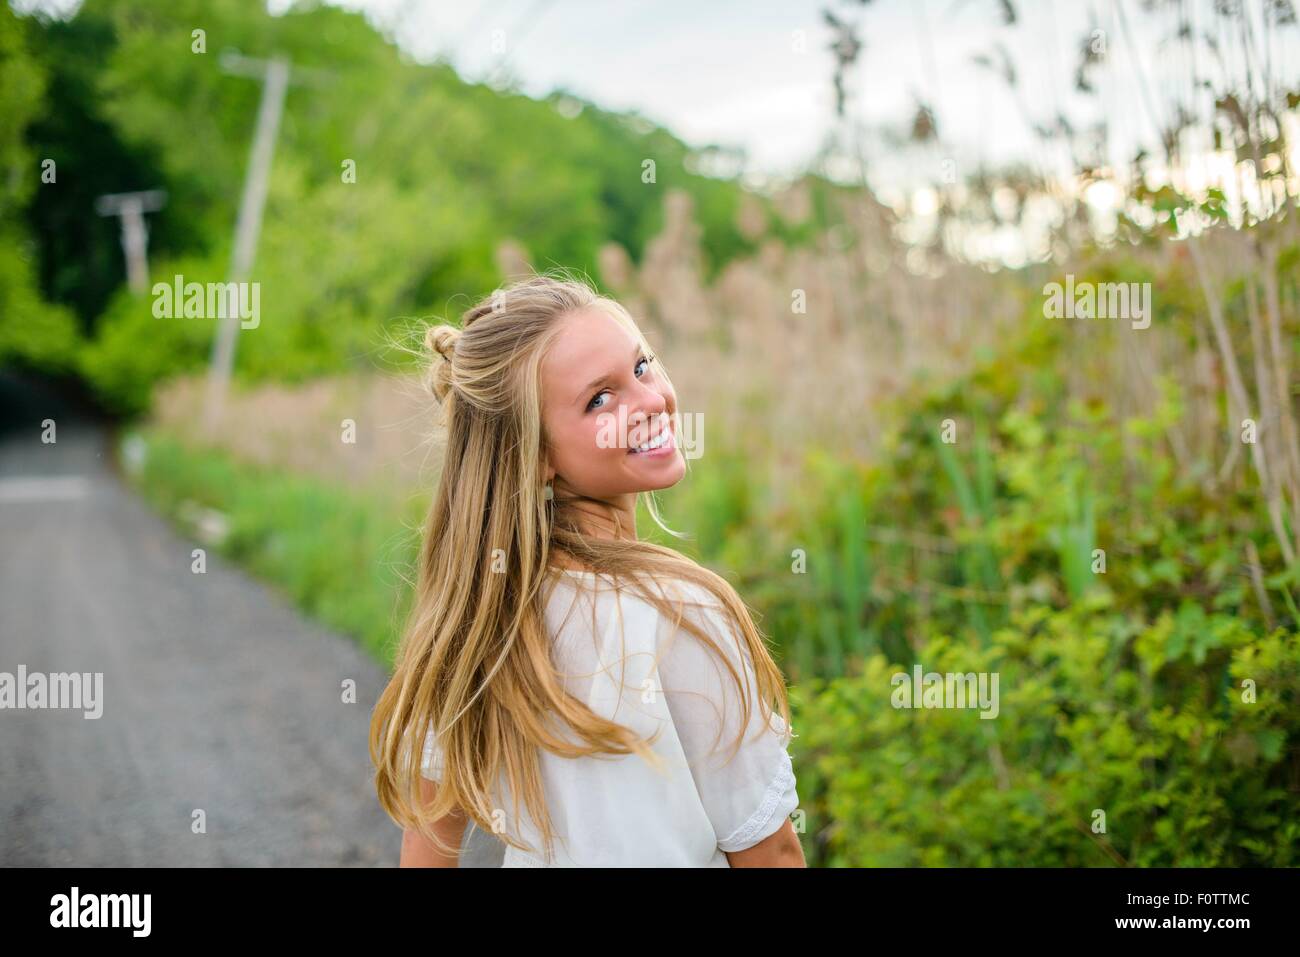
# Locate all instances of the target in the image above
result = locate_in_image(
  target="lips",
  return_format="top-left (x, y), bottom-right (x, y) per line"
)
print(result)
top-left (628, 421), bottom-right (674, 454)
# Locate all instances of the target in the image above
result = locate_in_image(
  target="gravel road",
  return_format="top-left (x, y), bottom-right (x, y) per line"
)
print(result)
top-left (0, 374), bottom-right (502, 866)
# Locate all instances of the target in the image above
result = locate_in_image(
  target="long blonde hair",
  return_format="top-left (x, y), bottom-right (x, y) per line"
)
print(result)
top-left (369, 268), bottom-right (793, 861)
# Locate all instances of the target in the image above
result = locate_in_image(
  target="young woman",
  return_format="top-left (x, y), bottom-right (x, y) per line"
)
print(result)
top-left (369, 270), bottom-right (803, 867)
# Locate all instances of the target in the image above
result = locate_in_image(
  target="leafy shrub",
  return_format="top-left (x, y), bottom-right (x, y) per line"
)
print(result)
top-left (791, 597), bottom-right (1299, 866)
top-left (778, 309), bottom-right (1299, 866)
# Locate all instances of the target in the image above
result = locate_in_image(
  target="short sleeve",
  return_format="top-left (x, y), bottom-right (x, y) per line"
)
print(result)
top-left (656, 589), bottom-right (799, 853)
top-left (419, 723), bottom-right (446, 782)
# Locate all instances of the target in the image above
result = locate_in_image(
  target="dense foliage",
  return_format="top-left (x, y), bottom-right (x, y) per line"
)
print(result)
top-left (777, 317), bottom-right (1300, 866)
top-left (4, 0), bottom-right (779, 411)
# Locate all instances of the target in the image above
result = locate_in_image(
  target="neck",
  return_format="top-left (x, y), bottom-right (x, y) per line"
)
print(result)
top-left (560, 489), bottom-right (638, 543)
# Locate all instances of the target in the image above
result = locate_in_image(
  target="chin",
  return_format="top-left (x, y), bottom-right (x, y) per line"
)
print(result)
top-left (634, 461), bottom-right (686, 492)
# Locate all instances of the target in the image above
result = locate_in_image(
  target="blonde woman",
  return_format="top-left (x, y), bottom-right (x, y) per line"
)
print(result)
top-left (370, 270), bottom-right (803, 868)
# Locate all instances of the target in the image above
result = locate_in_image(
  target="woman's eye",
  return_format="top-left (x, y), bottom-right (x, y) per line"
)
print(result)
top-left (587, 355), bottom-right (654, 411)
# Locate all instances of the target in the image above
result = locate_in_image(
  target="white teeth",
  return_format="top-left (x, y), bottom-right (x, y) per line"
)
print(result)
top-left (632, 429), bottom-right (670, 452)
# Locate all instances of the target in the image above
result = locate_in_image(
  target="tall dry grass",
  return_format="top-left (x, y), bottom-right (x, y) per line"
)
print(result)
top-left (151, 180), bottom-right (1026, 506)
top-left (149, 176), bottom-right (1299, 584)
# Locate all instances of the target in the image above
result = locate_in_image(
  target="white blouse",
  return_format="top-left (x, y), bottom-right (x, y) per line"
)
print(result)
top-left (420, 569), bottom-right (799, 867)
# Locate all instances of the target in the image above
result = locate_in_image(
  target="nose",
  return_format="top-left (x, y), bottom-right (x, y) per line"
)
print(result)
top-left (627, 385), bottom-right (669, 441)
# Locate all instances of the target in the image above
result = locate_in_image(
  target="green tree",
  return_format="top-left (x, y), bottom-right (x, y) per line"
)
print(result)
top-left (0, 7), bottom-right (80, 372)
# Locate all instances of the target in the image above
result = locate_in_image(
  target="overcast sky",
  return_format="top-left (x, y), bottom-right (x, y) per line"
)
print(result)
top-left (310, 0), bottom-right (1299, 203)
top-left (16, 0), bottom-right (1300, 261)
top-left (324, 0), bottom-right (1103, 195)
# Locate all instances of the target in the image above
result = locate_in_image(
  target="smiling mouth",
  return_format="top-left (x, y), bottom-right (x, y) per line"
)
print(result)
top-left (628, 424), bottom-right (674, 454)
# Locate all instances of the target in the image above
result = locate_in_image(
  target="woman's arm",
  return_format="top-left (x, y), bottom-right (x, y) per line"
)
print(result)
top-left (399, 775), bottom-right (468, 867)
top-left (723, 818), bottom-right (806, 868)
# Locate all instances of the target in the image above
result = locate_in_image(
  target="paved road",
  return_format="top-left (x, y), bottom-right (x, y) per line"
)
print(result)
top-left (0, 374), bottom-right (502, 866)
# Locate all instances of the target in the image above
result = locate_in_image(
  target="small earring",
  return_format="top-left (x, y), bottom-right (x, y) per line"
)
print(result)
top-left (543, 481), bottom-right (554, 501)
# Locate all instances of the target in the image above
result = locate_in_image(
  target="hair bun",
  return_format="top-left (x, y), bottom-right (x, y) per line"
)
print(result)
top-left (424, 324), bottom-right (461, 403)
top-left (426, 324), bottom-right (460, 362)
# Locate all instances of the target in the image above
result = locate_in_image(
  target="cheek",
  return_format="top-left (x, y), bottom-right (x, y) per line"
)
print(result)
top-left (550, 415), bottom-right (621, 474)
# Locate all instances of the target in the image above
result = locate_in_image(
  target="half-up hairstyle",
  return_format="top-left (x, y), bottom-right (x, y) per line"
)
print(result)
top-left (370, 267), bottom-right (793, 861)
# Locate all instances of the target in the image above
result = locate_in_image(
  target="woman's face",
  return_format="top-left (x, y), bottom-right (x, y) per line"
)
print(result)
top-left (539, 306), bottom-right (685, 498)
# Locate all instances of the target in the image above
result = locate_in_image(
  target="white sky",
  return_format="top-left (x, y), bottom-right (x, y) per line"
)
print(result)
top-left (16, 0), bottom-right (1300, 263)
top-left (328, 0), bottom-right (1095, 190)
top-left (316, 1), bottom-right (1300, 195)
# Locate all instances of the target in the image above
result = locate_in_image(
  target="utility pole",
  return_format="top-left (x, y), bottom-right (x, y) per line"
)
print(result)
top-left (95, 189), bottom-right (167, 294)
top-left (203, 51), bottom-right (291, 434)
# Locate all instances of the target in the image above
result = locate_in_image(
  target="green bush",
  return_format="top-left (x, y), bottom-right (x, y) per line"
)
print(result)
top-left (791, 596), bottom-right (1299, 866)
top-left (79, 261), bottom-right (216, 416)
top-left (776, 303), bottom-right (1300, 866)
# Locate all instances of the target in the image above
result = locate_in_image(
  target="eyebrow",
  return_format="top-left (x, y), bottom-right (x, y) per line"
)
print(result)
top-left (574, 342), bottom-right (642, 406)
